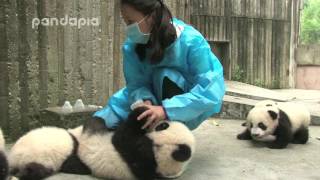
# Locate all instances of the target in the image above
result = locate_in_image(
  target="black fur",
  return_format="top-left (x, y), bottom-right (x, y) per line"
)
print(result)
top-left (241, 122), bottom-right (247, 127)
top-left (162, 77), bottom-right (184, 100)
top-left (172, 144), bottom-right (191, 162)
top-left (268, 110), bottom-right (292, 149)
top-left (18, 162), bottom-right (53, 180)
top-left (60, 133), bottom-right (91, 175)
top-left (268, 110), bottom-right (278, 120)
top-left (292, 127), bottom-right (309, 144)
top-left (82, 116), bottom-right (111, 134)
top-left (0, 151), bottom-right (8, 180)
top-left (112, 106), bottom-right (157, 180)
top-left (237, 129), bottom-right (252, 140)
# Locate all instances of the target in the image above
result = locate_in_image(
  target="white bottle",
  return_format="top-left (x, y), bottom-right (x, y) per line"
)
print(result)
top-left (62, 101), bottom-right (73, 113)
top-left (74, 99), bottom-right (85, 111)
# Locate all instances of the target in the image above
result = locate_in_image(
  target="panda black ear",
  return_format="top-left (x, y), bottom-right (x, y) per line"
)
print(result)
top-left (268, 110), bottom-right (278, 120)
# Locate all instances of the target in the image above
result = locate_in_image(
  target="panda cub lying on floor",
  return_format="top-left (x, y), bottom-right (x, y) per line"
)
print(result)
top-left (8, 106), bottom-right (195, 180)
top-left (237, 100), bottom-right (310, 149)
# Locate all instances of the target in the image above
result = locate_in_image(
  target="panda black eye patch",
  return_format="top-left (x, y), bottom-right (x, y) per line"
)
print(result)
top-left (155, 122), bottom-right (169, 131)
top-left (258, 123), bottom-right (267, 130)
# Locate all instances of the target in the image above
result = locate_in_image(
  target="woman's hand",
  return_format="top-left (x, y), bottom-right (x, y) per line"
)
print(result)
top-left (137, 105), bottom-right (167, 129)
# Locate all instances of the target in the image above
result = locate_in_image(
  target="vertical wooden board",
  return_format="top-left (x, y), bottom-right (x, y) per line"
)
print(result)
top-left (17, 0), bottom-right (32, 131)
top-left (204, 0), bottom-right (209, 15)
top-left (106, 0), bottom-right (115, 100)
top-left (264, 20), bottom-right (273, 87)
top-left (245, 0), bottom-right (250, 17)
top-left (230, 18), bottom-right (238, 77)
top-left (259, 20), bottom-right (266, 86)
top-left (46, 0), bottom-right (60, 106)
top-left (215, 0), bottom-right (219, 16)
top-left (77, 0), bottom-right (89, 100)
top-left (0, 1), bottom-right (9, 133)
top-left (205, 15), bottom-right (209, 39)
top-left (0, 62), bottom-right (9, 132)
top-left (112, 0), bottom-right (121, 92)
top-left (6, 0), bottom-right (22, 136)
top-left (37, 0), bottom-right (49, 109)
top-left (190, 0), bottom-right (196, 15)
top-left (269, 0), bottom-right (274, 19)
top-left (8, 61), bottom-right (22, 140)
top-left (246, 18), bottom-right (254, 84)
top-left (214, 16), bottom-right (218, 41)
top-left (57, 0), bottom-right (66, 105)
top-left (62, 0), bottom-right (75, 104)
top-left (220, 17), bottom-right (226, 41)
top-left (272, 21), bottom-right (281, 88)
top-left (97, 0), bottom-right (110, 104)
top-left (25, 0), bottom-right (40, 127)
top-left (185, 0), bottom-right (191, 23)
top-left (231, 0), bottom-right (238, 16)
top-left (90, 0), bottom-right (102, 105)
top-left (212, 16), bottom-right (216, 41)
top-left (282, 22), bottom-right (291, 88)
top-left (260, 0), bottom-right (265, 18)
top-left (207, 0), bottom-right (212, 15)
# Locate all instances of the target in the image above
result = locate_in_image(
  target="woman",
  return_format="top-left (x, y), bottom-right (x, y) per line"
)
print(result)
top-left (93, 0), bottom-right (225, 130)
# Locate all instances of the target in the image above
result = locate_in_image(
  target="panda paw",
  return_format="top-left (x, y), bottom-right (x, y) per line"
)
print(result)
top-left (237, 129), bottom-right (252, 140)
top-left (237, 133), bottom-right (252, 140)
top-left (267, 143), bottom-right (288, 149)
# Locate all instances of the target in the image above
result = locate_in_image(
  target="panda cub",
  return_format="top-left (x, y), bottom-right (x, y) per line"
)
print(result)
top-left (8, 106), bottom-right (195, 180)
top-left (237, 100), bottom-right (311, 149)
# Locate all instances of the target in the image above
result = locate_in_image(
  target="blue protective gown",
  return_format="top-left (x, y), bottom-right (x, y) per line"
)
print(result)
top-left (94, 18), bottom-right (226, 130)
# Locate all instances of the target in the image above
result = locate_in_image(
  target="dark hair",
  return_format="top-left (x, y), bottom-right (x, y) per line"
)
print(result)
top-left (121, 0), bottom-right (177, 64)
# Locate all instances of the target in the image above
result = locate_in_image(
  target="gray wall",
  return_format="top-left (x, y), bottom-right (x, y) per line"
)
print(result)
top-left (297, 44), bottom-right (320, 65)
top-left (0, 0), bottom-right (186, 140)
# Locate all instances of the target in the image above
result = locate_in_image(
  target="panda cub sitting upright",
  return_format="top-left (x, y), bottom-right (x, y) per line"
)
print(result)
top-left (237, 100), bottom-right (311, 149)
top-left (8, 106), bottom-right (195, 180)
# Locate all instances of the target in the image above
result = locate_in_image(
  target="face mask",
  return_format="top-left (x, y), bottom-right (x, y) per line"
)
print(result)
top-left (126, 16), bottom-right (150, 44)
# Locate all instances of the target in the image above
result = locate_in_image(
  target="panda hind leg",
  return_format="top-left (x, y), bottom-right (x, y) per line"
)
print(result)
top-left (12, 162), bottom-right (54, 180)
top-left (292, 127), bottom-right (309, 144)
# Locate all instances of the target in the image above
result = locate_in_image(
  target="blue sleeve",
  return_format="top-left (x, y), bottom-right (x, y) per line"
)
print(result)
top-left (162, 37), bottom-right (225, 124)
top-left (123, 44), bottom-right (158, 105)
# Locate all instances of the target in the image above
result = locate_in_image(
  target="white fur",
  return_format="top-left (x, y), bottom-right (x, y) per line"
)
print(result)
top-left (147, 121), bottom-right (195, 178)
top-left (277, 102), bottom-right (310, 133)
top-left (9, 127), bottom-right (74, 173)
top-left (77, 132), bottom-right (134, 180)
top-left (247, 106), bottom-right (280, 140)
top-left (67, 126), bottom-right (83, 139)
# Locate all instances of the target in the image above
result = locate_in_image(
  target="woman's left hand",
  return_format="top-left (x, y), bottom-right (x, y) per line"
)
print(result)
top-left (137, 105), bottom-right (167, 129)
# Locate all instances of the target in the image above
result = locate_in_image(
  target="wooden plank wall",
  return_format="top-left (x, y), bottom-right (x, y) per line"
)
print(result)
top-left (0, 0), bottom-right (300, 140)
top-left (0, 0), bottom-right (127, 140)
top-left (189, 0), bottom-right (300, 89)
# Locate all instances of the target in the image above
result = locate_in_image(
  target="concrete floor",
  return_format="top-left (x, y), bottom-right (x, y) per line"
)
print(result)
top-left (43, 119), bottom-right (320, 180)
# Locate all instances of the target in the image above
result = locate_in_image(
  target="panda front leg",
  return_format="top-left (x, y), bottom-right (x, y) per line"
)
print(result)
top-left (237, 129), bottom-right (252, 140)
top-left (267, 124), bottom-right (292, 149)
